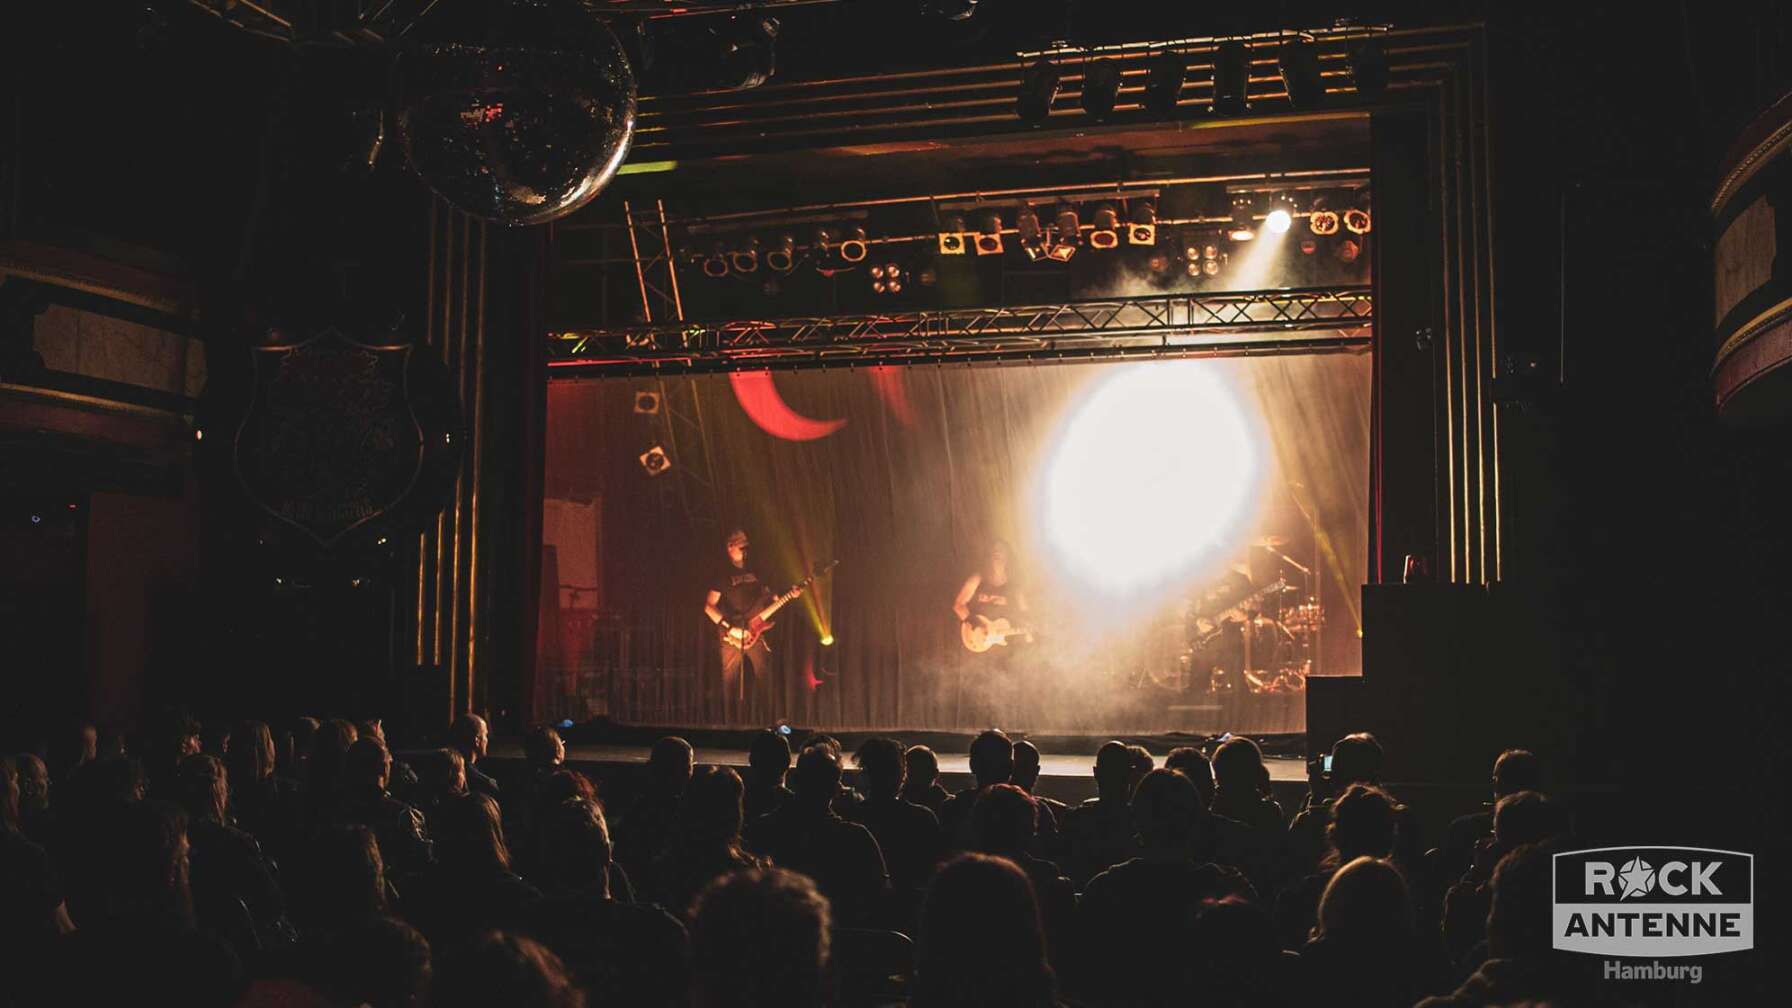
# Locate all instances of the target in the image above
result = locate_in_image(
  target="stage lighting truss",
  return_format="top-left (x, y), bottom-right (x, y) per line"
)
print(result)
top-left (550, 285), bottom-right (1373, 374)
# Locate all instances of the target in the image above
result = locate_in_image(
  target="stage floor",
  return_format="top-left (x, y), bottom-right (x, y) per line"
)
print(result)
top-left (493, 741), bottom-right (1310, 783)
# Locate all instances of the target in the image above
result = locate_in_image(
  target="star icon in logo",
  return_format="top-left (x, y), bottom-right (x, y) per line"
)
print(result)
top-left (1617, 857), bottom-right (1656, 900)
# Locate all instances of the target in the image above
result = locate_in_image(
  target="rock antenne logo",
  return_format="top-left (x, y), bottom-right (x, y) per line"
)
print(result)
top-left (1552, 847), bottom-right (1753, 957)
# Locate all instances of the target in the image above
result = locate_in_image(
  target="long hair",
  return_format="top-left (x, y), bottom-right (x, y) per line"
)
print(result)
top-left (177, 753), bottom-right (229, 824)
top-left (914, 853), bottom-right (1056, 1008)
top-left (1321, 784), bottom-right (1401, 870)
top-left (225, 720), bottom-right (276, 789)
top-left (1314, 856), bottom-right (1412, 946)
top-left (435, 792), bottom-right (512, 874)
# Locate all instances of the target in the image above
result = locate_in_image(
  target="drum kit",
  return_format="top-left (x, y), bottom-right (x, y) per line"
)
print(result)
top-left (1150, 536), bottom-right (1324, 695)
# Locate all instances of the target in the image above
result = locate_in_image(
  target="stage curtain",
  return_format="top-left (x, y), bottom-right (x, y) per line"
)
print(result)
top-left (541, 353), bottom-right (1369, 733)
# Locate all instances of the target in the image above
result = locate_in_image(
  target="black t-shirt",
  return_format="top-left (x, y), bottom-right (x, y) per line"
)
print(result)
top-left (968, 577), bottom-right (1020, 621)
top-left (713, 564), bottom-right (770, 621)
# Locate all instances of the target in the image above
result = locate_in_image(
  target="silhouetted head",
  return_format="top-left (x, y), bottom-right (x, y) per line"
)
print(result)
top-left (176, 753), bottom-right (230, 824)
top-left (916, 853), bottom-right (1055, 1008)
top-left (1491, 748), bottom-right (1542, 798)
top-left (523, 726), bottom-right (566, 770)
top-left (1211, 736), bottom-right (1266, 794)
top-left (690, 868), bottom-right (831, 1008)
top-left (435, 792), bottom-right (512, 873)
top-left (903, 746), bottom-right (940, 793)
top-left (648, 736), bottom-right (696, 794)
top-left (1165, 747), bottom-right (1215, 807)
top-left (1486, 842), bottom-right (1555, 960)
top-left (748, 729), bottom-right (792, 784)
top-left (1131, 768), bottom-right (1203, 853)
top-left (322, 915), bottom-right (432, 1008)
top-left (970, 782), bottom-right (1038, 857)
top-left (225, 720), bottom-right (276, 787)
top-left (345, 737), bottom-right (395, 794)
top-left (418, 748), bottom-right (467, 802)
top-left (357, 720), bottom-right (388, 748)
top-left (1492, 790), bottom-right (1570, 852)
top-left (432, 930), bottom-right (582, 1008)
top-left (791, 745), bottom-right (842, 809)
top-left (14, 752), bottom-right (48, 817)
top-left (969, 730), bottom-right (1014, 787)
top-left (1326, 784), bottom-right (1401, 863)
top-left (852, 737), bottom-right (905, 801)
top-left (537, 797), bottom-right (612, 895)
top-left (1315, 856), bottom-right (1411, 945)
top-left (1011, 740), bottom-right (1042, 791)
top-left (1191, 897), bottom-right (1282, 1002)
top-left (94, 799), bottom-right (194, 927)
top-left (303, 825), bottom-right (386, 927)
top-left (448, 714), bottom-right (489, 763)
top-left (48, 721), bottom-right (98, 779)
top-left (1329, 733), bottom-right (1383, 787)
top-left (537, 769), bottom-right (597, 807)
top-left (1093, 741), bottom-right (1134, 800)
top-left (681, 766), bottom-right (747, 848)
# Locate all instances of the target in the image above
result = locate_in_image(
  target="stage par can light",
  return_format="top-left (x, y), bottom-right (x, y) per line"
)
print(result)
top-left (938, 215), bottom-right (969, 255)
top-left (1336, 238), bottom-right (1362, 263)
top-left (1202, 257), bottom-right (1221, 276)
top-left (1127, 201), bottom-right (1157, 245)
top-left (870, 264), bottom-right (886, 280)
top-left (1308, 197), bottom-right (1341, 236)
top-left (973, 213), bottom-right (1004, 255)
top-left (702, 244), bottom-right (729, 278)
top-left (1343, 203), bottom-right (1373, 235)
top-left (1264, 193), bottom-right (1297, 235)
top-left (730, 239), bottom-right (759, 274)
top-left (639, 445), bottom-right (671, 476)
top-left (1080, 59), bottom-right (1123, 120)
top-left (1299, 237), bottom-right (1318, 255)
top-left (1055, 206), bottom-right (1081, 243)
top-left (1348, 37), bottom-right (1389, 99)
top-left (766, 234), bottom-right (796, 272)
top-left (839, 227), bottom-right (869, 262)
top-left (1211, 41), bottom-right (1250, 116)
top-left (1089, 205), bottom-right (1120, 249)
top-left (1142, 50), bottom-right (1186, 118)
top-left (1017, 59), bottom-right (1061, 125)
top-left (633, 390), bottom-right (662, 414)
top-left (1278, 37), bottom-right (1324, 110)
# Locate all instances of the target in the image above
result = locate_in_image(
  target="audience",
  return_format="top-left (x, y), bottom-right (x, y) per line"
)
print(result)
top-left (968, 783), bottom-right (1075, 977)
top-left (900, 744), bottom-right (951, 813)
top-left (1440, 748), bottom-right (1542, 878)
top-left (432, 929), bottom-right (583, 1008)
top-left (647, 765), bottom-right (767, 917)
top-left (523, 796), bottom-right (689, 1007)
top-left (688, 867), bottom-right (831, 1008)
top-left (0, 699), bottom-right (1586, 1008)
top-left (1057, 741), bottom-right (1141, 886)
top-left (1009, 740), bottom-right (1066, 851)
top-left (1298, 856), bottom-right (1445, 1007)
top-left (616, 735), bottom-right (694, 878)
top-left (1075, 768), bottom-right (1253, 1004)
top-left (447, 714), bottom-right (500, 803)
top-left (743, 729), bottom-right (795, 821)
top-left (847, 737), bottom-right (944, 898)
top-left (744, 744), bottom-right (888, 927)
top-left (937, 729), bottom-right (1014, 847)
top-left (913, 853), bottom-right (1059, 1008)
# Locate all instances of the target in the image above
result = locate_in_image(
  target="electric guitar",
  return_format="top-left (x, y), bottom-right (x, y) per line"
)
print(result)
top-left (961, 614), bottom-right (1034, 654)
top-left (1188, 578), bottom-right (1288, 648)
top-left (720, 560), bottom-right (838, 650)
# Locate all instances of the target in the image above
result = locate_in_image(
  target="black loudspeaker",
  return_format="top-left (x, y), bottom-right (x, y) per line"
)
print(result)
top-left (1306, 583), bottom-right (1494, 785)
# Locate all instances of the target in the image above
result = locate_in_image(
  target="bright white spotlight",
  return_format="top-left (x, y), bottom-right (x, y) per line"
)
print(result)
top-left (1264, 208), bottom-right (1293, 234)
top-left (1036, 361), bottom-right (1265, 599)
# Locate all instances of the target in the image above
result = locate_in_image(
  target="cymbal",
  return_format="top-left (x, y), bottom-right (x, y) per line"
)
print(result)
top-left (1252, 536), bottom-right (1291, 548)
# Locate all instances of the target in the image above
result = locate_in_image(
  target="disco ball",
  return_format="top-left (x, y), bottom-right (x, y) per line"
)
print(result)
top-left (396, 0), bottom-right (637, 226)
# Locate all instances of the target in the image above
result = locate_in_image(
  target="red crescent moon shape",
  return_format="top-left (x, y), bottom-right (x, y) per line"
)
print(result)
top-left (730, 370), bottom-right (847, 441)
top-left (868, 366), bottom-right (917, 428)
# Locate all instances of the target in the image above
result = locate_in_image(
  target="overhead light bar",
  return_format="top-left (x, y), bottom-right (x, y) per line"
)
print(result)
top-left (1080, 59), bottom-right (1123, 120)
top-left (1211, 41), bottom-right (1250, 116)
top-left (1017, 59), bottom-right (1061, 125)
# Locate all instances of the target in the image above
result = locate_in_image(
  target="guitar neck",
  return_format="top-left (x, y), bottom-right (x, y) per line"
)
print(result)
top-left (757, 582), bottom-right (805, 621)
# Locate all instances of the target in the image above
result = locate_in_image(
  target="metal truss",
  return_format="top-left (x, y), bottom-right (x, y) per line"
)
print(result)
top-left (549, 285), bottom-right (1372, 375)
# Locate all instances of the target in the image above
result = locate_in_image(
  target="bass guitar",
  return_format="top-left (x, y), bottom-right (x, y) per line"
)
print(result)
top-left (720, 560), bottom-right (839, 650)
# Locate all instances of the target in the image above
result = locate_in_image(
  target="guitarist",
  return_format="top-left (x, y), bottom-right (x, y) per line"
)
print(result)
top-left (953, 540), bottom-right (1030, 719)
top-left (704, 529), bottom-right (799, 724)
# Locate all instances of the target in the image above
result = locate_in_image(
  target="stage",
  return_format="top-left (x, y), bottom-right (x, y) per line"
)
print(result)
top-left (488, 728), bottom-right (1314, 810)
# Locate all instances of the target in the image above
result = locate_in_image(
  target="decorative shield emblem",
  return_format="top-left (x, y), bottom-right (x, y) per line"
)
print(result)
top-left (234, 329), bottom-right (426, 547)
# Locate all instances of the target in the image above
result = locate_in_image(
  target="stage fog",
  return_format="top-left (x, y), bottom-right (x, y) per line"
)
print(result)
top-left (540, 353), bottom-right (1369, 737)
